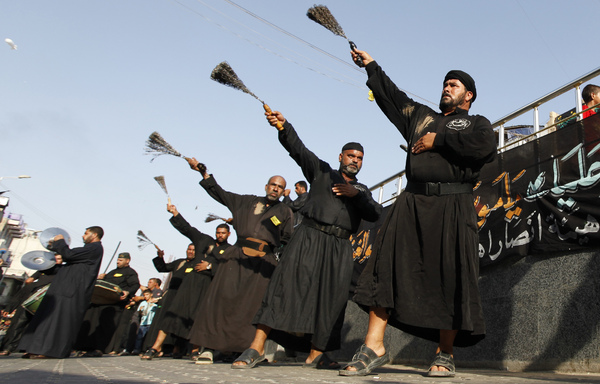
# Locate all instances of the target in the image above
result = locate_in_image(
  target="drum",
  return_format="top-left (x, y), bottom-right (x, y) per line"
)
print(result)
top-left (21, 284), bottom-right (50, 314)
top-left (91, 280), bottom-right (122, 305)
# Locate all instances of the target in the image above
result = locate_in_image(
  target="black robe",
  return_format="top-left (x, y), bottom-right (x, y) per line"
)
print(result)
top-left (254, 121), bottom-right (382, 351)
top-left (353, 61), bottom-right (496, 347)
top-left (159, 213), bottom-right (217, 338)
top-left (188, 175), bottom-right (293, 352)
top-left (19, 240), bottom-right (103, 358)
top-left (142, 255), bottom-right (197, 350)
top-left (75, 265), bottom-right (139, 352)
top-left (1, 265), bottom-right (60, 352)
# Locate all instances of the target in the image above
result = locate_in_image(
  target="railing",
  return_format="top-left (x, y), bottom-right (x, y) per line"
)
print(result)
top-left (494, 66), bottom-right (600, 149)
top-left (369, 170), bottom-right (405, 205)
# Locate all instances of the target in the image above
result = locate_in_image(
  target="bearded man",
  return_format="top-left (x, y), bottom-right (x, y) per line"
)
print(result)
top-left (341, 49), bottom-right (496, 377)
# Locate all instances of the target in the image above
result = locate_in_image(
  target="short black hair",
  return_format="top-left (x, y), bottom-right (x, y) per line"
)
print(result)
top-left (582, 84), bottom-right (600, 104)
top-left (216, 223), bottom-right (230, 232)
top-left (86, 226), bottom-right (104, 240)
top-left (295, 181), bottom-right (308, 190)
top-left (150, 277), bottom-right (161, 286)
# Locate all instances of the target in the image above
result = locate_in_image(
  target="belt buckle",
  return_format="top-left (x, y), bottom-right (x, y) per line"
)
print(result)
top-left (426, 182), bottom-right (441, 196)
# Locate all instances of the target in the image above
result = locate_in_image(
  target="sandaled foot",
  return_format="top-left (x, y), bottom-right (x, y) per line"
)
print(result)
top-left (316, 353), bottom-right (341, 370)
top-left (82, 350), bottom-right (103, 357)
top-left (426, 351), bottom-right (455, 377)
top-left (195, 350), bottom-right (213, 365)
top-left (339, 344), bottom-right (390, 376)
top-left (141, 348), bottom-right (159, 360)
top-left (231, 348), bottom-right (265, 369)
top-left (30, 354), bottom-right (54, 359)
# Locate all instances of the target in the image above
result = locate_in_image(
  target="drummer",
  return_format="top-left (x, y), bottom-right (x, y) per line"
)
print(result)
top-left (74, 252), bottom-right (140, 357)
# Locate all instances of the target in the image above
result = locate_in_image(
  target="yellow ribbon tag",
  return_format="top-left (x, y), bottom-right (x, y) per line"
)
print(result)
top-left (185, 268), bottom-right (193, 273)
top-left (368, 90), bottom-right (374, 102)
top-left (113, 273), bottom-right (123, 277)
top-left (270, 216), bottom-right (281, 226)
top-left (219, 250), bottom-right (225, 254)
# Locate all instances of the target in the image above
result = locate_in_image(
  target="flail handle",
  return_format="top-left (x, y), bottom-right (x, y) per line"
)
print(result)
top-left (349, 41), bottom-right (364, 68)
top-left (263, 104), bottom-right (283, 131)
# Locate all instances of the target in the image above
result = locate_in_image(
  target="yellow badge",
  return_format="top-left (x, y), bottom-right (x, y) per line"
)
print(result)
top-left (113, 273), bottom-right (123, 277)
top-left (270, 216), bottom-right (281, 226)
top-left (219, 250), bottom-right (225, 254)
top-left (185, 268), bottom-right (193, 273)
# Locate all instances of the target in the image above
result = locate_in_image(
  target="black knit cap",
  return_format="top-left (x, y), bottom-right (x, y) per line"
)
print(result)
top-left (342, 142), bottom-right (364, 153)
top-left (444, 70), bottom-right (477, 103)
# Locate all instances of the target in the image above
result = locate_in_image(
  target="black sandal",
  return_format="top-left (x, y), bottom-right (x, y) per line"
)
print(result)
top-left (231, 348), bottom-right (265, 369)
top-left (339, 344), bottom-right (390, 376)
top-left (141, 348), bottom-right (159, 360)
top-left (426, 351), bottom-right (455, 377)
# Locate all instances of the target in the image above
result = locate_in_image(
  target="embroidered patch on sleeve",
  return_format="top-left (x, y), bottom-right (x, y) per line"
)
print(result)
top-left (270, 216), bottom-right (282, 226)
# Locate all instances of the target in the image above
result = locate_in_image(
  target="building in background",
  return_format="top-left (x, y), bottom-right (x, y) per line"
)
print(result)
top-left (0, 196), bottom-right (41, 309)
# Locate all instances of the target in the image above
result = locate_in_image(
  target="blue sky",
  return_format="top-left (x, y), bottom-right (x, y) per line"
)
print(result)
top-left (1, 0), bottom-right (599, 282)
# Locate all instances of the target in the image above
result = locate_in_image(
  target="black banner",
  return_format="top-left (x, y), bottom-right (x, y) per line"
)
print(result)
top-left (476, 113), bottom-right (600, 266)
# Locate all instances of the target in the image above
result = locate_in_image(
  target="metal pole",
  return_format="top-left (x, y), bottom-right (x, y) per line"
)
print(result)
top-left (576, 85), bottom-right (583, 121)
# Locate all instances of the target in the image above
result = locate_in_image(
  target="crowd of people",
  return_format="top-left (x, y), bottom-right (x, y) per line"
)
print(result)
top-left (0, 48), bottom-right (507, 378)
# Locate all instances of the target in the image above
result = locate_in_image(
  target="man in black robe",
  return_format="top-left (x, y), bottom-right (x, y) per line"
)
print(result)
top-left (185, 161), bottom-right (293, 357)
top-left (19, 226), bottom-right (104, 359)
top-left (75, 252), bottom-right (140, 356)
top-left (233, 112), bottom-right (382, 369)
top-left (0, 255), bottom-right (62, 356)
top-left (282, 180), bottom-right (309, 227)
top-left (340, 50), bottom-right (496, 377)
top-left (140, 242), bottom-right (197, 356)
top-left (142, 204), bottom-right (229, 360)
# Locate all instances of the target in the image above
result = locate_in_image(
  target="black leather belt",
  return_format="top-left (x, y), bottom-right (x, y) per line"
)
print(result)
top-left (302, 217), bottom-right (352, 239)
top-left (235, 237), bottom-right (273, 256)
top-left (405, 182), bottom-right (473, 196)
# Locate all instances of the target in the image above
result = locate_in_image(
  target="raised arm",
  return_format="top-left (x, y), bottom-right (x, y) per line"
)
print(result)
top-left (266, 110), bottom-right (327, 183)
top-left (168, 203), bottom-right (214, 255)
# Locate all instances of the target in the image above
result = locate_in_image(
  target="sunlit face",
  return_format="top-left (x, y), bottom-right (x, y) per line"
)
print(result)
top-left (265, 176), bottom-right (286, 202)
top-left (143, 291), bottom-right (152, 300)
top-left (82, 229), bottom-right (97, 244)
top-left (439, 79), bottom-right (471, 113)
top-left (295, 183), bottom-right (305, 195)
top-left (339, 150), bottom-right (363, 177)
top-left (215, 228), bottom-right (230, 244)
top-left (147, 279), bottom-right (157, 290)
top-left (186, 244), bottom-right (195, 260)
top-left (116, 257), bottom-right (130, 268)
top-left (54, 254), bottom-right (63, 264)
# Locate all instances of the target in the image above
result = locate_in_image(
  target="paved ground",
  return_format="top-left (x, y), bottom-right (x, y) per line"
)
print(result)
top-left (1, 355), bottom-right (600, 384)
